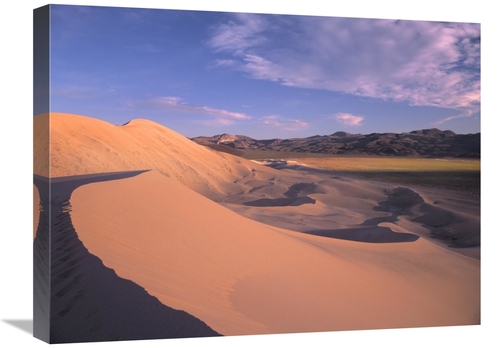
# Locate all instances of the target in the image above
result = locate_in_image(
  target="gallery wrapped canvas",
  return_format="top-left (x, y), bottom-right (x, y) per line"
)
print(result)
top-left (33, 4), bottom-right (480, 344)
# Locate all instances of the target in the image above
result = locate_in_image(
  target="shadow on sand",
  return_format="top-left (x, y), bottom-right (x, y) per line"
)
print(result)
top-left (33, 170), bottom-right (221, 343)
top-left (304, 187), bottom-right (422, 243)
top-left (303, 226), bottom-right (419, 243)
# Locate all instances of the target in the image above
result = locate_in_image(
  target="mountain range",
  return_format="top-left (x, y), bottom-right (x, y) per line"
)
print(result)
top-left (192, 128), bottom-right (480, 158)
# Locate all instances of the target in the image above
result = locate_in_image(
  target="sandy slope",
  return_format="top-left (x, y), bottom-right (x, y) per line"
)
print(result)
top-left (36, 112), bottom-right (480, 337)
top-left (33, 113), bottom-right (272, 199)
top-left (221, 169), bottom-right (481, 259)
top-left (34, 113), bottom-right (480, 257)
top-left (33, 113), bottom-right (49, 178)
top-left (33, 173), bottom-right (220, 343)
top-left (70, 170), bottom-right (480, 336)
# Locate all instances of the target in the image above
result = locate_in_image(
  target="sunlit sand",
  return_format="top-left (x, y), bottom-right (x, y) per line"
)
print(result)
top-left (34, 113), bottom-right (480, 338)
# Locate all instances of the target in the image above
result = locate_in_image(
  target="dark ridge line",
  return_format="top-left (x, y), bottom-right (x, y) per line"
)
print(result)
top-left (244, 196), bottom-right (316, 207)
top-left (34, 171), bottom-right (221, 343)
top-left (192, 129), bottom-right (480, 159)
top-left (303, 226), bottom-right (420, 244)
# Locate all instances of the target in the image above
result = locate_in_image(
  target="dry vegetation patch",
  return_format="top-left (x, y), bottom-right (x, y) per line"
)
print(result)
top-left (242, 151), bottom-right (480, 195)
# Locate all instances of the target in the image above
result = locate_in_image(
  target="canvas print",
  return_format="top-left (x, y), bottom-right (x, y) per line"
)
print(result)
top-left (33, 4), bottom-right (480, 344)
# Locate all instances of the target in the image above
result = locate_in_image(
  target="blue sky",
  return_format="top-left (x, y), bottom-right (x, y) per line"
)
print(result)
top-left (49, 4), bottom-right (481, 138)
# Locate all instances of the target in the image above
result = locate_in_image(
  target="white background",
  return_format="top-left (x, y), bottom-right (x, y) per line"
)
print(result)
top-left (1, 1), bottom-right (497, 347)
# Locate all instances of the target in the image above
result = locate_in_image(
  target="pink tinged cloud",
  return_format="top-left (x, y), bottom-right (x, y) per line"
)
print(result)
top-left (434, 108), bottom-right (478, 127)
top-left (259, 115), bottom-right (310, 131)
top-left (150, 97), bottom-right (251, 123)
top-left (194, 118), bottom-right (237, 127)
top-left (207, 59), bottom-right (237, 68)
top-left (206, 13), bottom-right (268, 54)
top-left (207, 15), bottom-right (480, 117)
top-left (334, 113), bottom-right (364, 126)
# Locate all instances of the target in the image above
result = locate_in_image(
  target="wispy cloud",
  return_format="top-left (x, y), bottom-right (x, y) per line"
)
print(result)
top-left (207, 13), bottom-right (268, 54)
top-left (434, 109), bottom-right (477, 127)
top-left (207, 15), bottom-right (480, 119)
top-left (208, 59), bottom-right (237, 68)
top-left (258, 115), bottom-right (309, 131)
top-left (333, 113), bottom-right (364, 127)
top-left (149, 96), bottom-right (251, 125)
top-left (51, 72), bottom-right (120, 99)
top-left (194, 118), bottom-right (237, 127)
top-left (51, 84), bottom-right (98, 99)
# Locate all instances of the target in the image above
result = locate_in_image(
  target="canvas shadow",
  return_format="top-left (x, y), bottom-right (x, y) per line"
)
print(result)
top-left (3, 319), bottom-right (33, 335)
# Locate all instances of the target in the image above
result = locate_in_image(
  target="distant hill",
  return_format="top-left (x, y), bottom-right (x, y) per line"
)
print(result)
top-left (192, 128), bottom-right (480, 158)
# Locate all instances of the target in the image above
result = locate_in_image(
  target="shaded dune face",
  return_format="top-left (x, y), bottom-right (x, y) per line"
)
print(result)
top-left (33, 173), bottom-right (220, 343)
top-left (33, 185), bottom-right (40, 240)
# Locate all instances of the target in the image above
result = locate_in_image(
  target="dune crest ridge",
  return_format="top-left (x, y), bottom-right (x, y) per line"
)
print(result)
top-left (70, 170), bottom-right (480, 336)
top-left (34, 113), bottom-right (267, 199)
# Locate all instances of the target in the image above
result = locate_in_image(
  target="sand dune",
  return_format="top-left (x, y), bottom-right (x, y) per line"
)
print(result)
top-left (70, 170), bottom-right (479, 336)
top-left (33, 173), bottom-right (220, 343)
top-left (33, 113), bottom-right (49, 178)
top-left (34, 113), bottom-right (274, 199)
top-left (218, 166), bottom-right (480, 258)
top-left (36, 112), bottom-right (480, 339)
